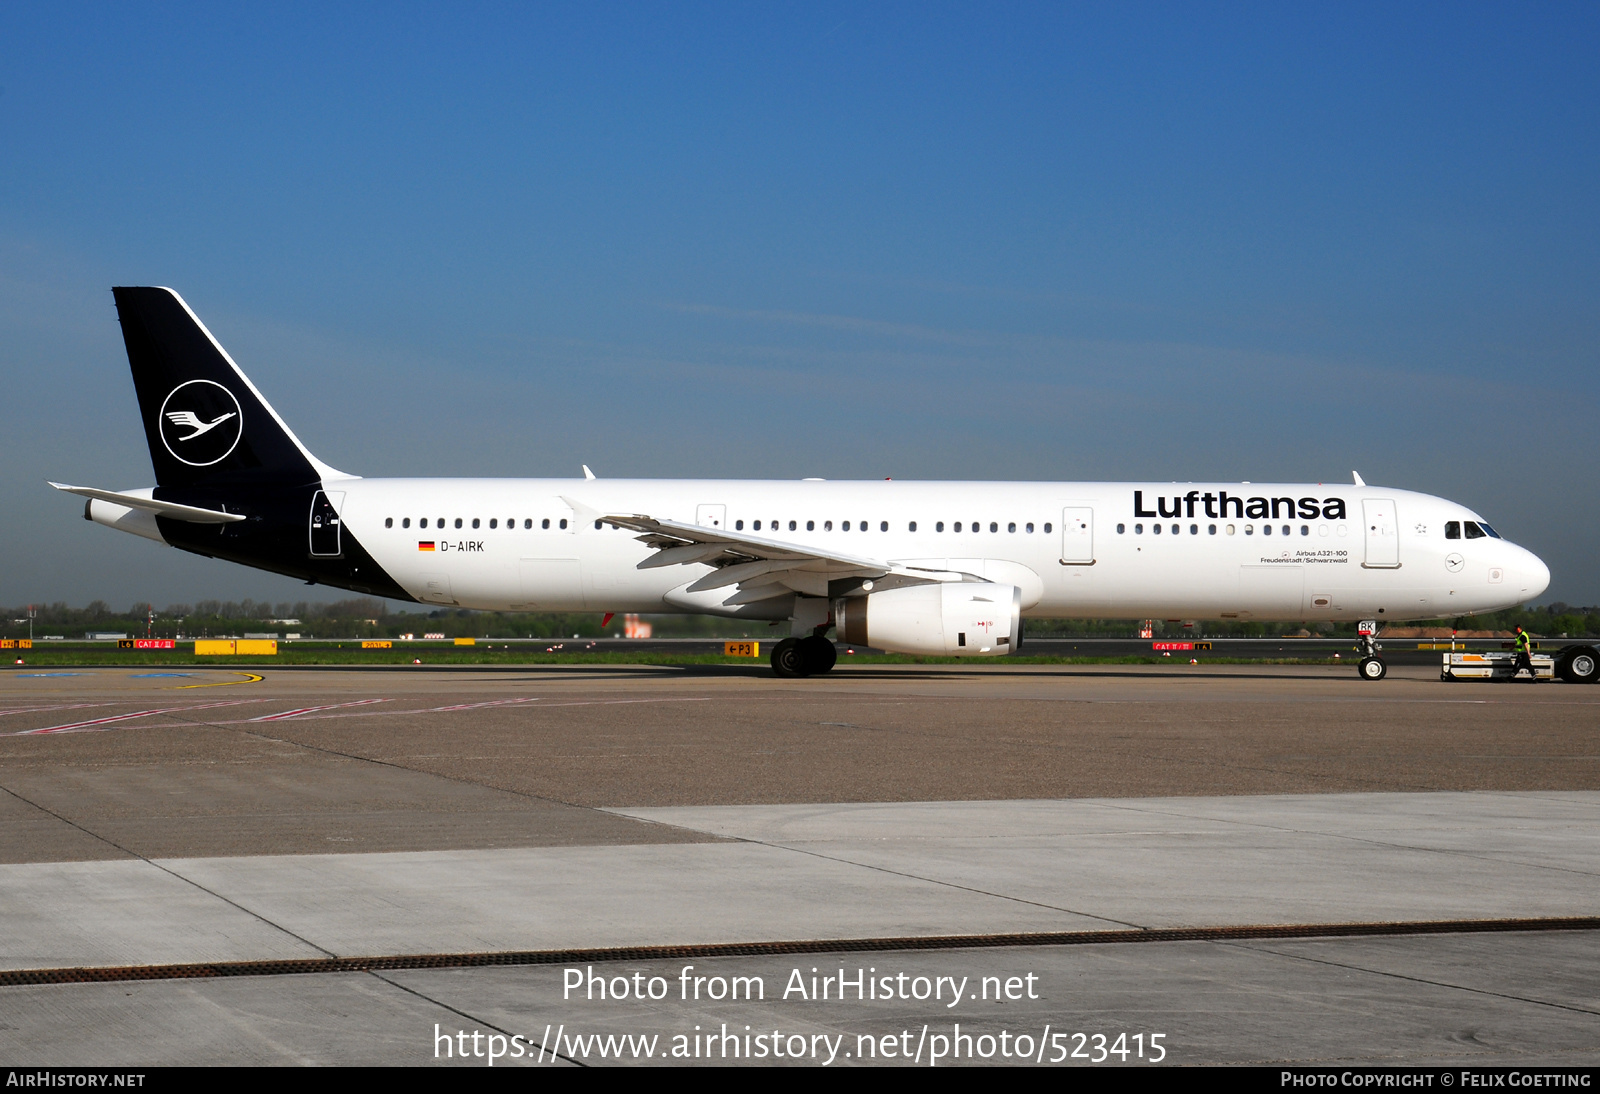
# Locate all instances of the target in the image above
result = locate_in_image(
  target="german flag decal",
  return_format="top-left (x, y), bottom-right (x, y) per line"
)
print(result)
top-left (418, 541), bottom-right (435, 551)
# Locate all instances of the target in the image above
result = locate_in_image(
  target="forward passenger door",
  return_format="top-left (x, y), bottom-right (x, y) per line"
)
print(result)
top-left (1060, 507), bottom-right (1094, 564)
top-left (1362, 499), bottom-right (1400, 568)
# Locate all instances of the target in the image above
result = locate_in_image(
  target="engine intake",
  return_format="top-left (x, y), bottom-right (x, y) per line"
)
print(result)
top-left (835, 583), bottom-right (1021, 656)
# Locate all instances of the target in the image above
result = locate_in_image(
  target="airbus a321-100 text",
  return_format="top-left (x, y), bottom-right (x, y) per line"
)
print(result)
top-left (53, 287), bottom-right (1586, 682)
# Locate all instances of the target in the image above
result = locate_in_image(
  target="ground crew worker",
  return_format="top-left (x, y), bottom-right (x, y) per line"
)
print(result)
top-left (1513, 625), bottom-right (1537, 680)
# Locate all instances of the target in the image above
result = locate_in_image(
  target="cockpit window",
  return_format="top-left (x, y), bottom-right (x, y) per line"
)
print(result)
top-left (1445, 521), bottom-right (1460, 540)
top-left (1464, 521), bottom-right (1486, 539)
top-left (1479, 522), bottom-right (1501, 538)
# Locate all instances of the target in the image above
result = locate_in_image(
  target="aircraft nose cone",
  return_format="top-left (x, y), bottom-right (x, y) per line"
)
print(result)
top-left (1520, 549), bottom-right (1551, 601)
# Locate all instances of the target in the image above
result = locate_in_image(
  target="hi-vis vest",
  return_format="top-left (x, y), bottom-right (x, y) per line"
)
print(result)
top-left (1516, 631), bottom-right (1532, 652)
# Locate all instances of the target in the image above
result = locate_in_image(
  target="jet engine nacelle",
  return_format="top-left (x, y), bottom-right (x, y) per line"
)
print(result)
top-left (835, 582), bottom-right (1021, 656)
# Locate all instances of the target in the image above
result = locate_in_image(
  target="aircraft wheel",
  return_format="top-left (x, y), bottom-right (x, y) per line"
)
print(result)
top-left (800, 635), bottom-right (838, 674)
top-left (771, 638), bottom-right (810, 678)
top-left (1558, 647), bottom-right (1599, 684)
top-left (1359, 656), bottom-right (1387, 681)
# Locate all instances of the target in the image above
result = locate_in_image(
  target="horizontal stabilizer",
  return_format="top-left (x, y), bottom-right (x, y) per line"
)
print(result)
top-left (48, 482), bottom-right (245, 523)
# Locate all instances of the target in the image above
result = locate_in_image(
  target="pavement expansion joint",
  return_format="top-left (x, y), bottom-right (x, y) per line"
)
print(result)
top-left (1086, 793), bottom-right (1600, 880)
top-left (4, 916), bottom-right (1596, 988)
top-left (0, 779), bottom-right (339, 961)
top-left (1232, 939), bottom-right (1600, 1019)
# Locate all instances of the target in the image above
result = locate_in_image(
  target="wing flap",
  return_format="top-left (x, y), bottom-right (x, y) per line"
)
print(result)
top-left (606, 512), bottom-right (964, 608)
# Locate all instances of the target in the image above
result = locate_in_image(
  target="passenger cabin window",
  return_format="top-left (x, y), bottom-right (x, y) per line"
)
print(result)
top-left (909, 521), bottom-right (917, 532)
top-left (1117, 523), bottom-right (1126, 534)
top-left (542, 519), bottom-right (550, 529)
top-left (1043, 523), bottom-right (1052, 533)
top-left (806, 521), bottom-right (814, 531)
top-left (524, 519), bottom-right (532, 529)
top-left (954, 522), bottom-right (963, 532)
top-left (472, 518), bottom-right (480, 529)
top-left (824, 521), bottom-right (832, 531)
top-left (880, 521), bottom-right (889, 532)
top-left (1446, 521), bottom-right (1461, 539)
top-left (385, 517), bottom-right (393, 528)
top-left (489, 519), bottom-right (497, 529)
top-left (420, 518), bottom-right (428, 529)
top-left (559, 518), bottom-right (568, 529)
top-left (455, 518), bottom-right (463, 529)
top-left (842, 521), bottom-right (850, 531)
top-left (1026, 523), bottom-right (1034, 533)
top-left (736, 520), bottom-right (744, 530)
top-left (403, 518), bottom-right (411, 528)
top-left (936, 522), bottom-right (945, 532)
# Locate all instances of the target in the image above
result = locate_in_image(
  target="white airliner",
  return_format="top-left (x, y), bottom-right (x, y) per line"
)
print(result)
top-left (53, 287), bottom-right (1571, 680)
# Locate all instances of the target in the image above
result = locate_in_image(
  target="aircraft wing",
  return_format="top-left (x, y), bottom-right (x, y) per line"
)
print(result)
top-left (603, 514), bottom-right (957, 601)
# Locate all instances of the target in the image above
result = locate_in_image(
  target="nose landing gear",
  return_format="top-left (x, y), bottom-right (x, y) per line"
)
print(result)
top-left (1356, 620), bottom-right (1386, 681)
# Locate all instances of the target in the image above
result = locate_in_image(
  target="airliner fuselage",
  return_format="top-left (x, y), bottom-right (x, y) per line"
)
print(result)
top-left (281, 477), bottom-right (1544, 624)
top-left (56, 287), bottom-right (1556, 677)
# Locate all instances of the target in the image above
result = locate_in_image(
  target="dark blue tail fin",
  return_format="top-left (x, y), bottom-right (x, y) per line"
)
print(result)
top-left (113, 287), bottom-right (330, 489)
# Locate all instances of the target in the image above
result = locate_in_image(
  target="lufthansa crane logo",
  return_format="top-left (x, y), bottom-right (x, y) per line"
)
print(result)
top-left (158, 380), bottom-right (243, 467)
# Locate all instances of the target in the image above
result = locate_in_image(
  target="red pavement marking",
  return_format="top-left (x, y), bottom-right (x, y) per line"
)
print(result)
top-left (249, 699), bottom-right (392, 722)
top-left (8, 700), bottom-right (268, 736)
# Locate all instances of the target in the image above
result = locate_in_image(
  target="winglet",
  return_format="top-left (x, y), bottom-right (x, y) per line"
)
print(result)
top-left (582, 465), bottom-right (596, 480)
top-left (1352, 470), bottom-right (1366, 487)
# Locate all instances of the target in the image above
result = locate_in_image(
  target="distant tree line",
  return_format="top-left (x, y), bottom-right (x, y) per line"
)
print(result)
top-left (3, 599), bottom-right (1597, 641)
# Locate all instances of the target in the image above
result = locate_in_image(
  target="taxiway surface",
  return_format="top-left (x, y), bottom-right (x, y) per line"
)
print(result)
top-left (1, 663), bottom-right (1596, 1066)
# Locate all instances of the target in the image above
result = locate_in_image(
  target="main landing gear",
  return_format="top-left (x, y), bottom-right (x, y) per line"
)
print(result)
top-left (771, 635), bottom-right (838, 678)
top-left (1356, 620), bottom-right (1387, 681)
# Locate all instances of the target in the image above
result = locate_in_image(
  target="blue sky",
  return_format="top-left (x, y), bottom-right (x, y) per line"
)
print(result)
top-left (3, 3), bottom-right (1597, 608)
